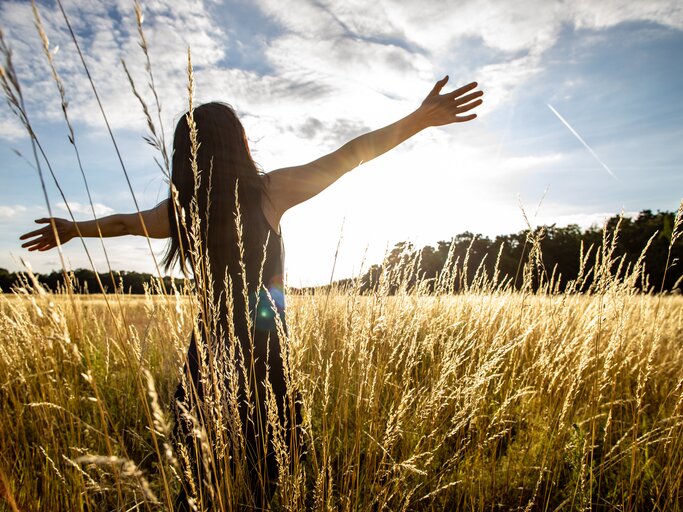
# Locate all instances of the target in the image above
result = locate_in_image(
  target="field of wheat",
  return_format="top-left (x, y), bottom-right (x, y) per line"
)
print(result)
top-left (1, 248), bottom-right (682, 511)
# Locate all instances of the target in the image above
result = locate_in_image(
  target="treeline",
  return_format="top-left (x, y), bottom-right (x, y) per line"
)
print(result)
top-left (0, 268), bottom-right (186, 294)
top-left (1, 209), bottom-right (680, 295)
top-left (354, 209), bottom-right (682, 294)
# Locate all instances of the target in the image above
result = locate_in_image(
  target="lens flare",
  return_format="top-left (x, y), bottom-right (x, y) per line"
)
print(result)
top-left (249, 274), bottom-right (285, 331)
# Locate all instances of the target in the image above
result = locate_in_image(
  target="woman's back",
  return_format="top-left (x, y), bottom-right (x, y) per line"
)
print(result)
top-left (173, 199), bottom-right (300, 510)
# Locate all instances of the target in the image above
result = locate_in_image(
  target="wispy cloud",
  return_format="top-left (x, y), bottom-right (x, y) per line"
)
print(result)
top-left (0, 119), bottom-right (26, 141)
top-left (0, 0), bottom-right (230, 137)
top-left (56, 201), bottom-right (113, 216)
top-left (535, 208), bottom-right (639, 230)
top-left (253, 0), bottom-right (683, 113)
top-left (502, 153), bottom-right (565, 173)
top-left (294, 117), bottom-right (370, 146)
top-left (3, 0), bottom-right (679, 144)
top-left (0, 205), bottom-right (28, 219)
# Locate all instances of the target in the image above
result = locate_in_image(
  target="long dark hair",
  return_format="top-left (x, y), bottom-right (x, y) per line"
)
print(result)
top-left (163, 102), bottom-right (268, 298)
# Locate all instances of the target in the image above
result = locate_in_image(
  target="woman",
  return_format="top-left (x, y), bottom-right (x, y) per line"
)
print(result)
top-left (20, 76), bottom-right (483, 509)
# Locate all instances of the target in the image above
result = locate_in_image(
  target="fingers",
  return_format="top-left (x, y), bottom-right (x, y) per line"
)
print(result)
top-left (447, 81), bottom-right (479, 99)
top-left (20, 227), bottom-right (47, 240)
top-left (454, 113), bottom-right (477, 123)
top-left (20, 219), bottom-right (54, 239)
top-left (455, 98), bottom-right (483, 115)
top-left (453, 90), bottom-right (483, 107)
top-left (428, 75), bottom-right (449, 97)
top-left (445, 83), bottom-right (483, 122)
top-left (19, 218), bottom-right (62, 251)
top-left (20, 225), bottom-right (56, 251)
top-left (22, 239), bottom-right (52, 251)
top-left (22, 237), bottom-right (56, 251)
top-left (21, 235), bottom-right (47, 249)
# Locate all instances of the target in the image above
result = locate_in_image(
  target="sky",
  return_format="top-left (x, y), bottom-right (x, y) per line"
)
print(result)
top-left (0, 0), bottom-right (681, 287)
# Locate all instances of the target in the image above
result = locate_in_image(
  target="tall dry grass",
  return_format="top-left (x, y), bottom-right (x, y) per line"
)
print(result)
top-left (1, 2), bottom-right (683, 510)
top-left (1, 229), bottom-right (683, 510)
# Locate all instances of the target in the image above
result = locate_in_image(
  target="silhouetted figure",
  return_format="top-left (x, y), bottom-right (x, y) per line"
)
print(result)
top-left (20, 77), bottom-right (483, 509)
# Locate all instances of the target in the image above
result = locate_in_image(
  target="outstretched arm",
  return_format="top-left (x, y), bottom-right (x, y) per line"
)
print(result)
top-left (264, 77), bottom-right (483, 224)
top-left (20, 199), bottom-right (171, 251)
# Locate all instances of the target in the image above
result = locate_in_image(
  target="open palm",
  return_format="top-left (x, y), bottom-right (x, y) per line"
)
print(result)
top-left (418, 76), bottom-right (483, 127)
top-left (20, 218), bottom-right (74, 251)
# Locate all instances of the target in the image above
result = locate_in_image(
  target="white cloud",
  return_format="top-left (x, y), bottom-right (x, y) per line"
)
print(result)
top-left (569, 0), bottom-right (683, 30)
top-left (535, 209), bottom-right (639, 230)
top-left (56, 201), bottom-right (114, 216)
top-left (0, 0), bottom-right (230, 140)
top-left (251, 0), bottom-right (345, 38)
top-left (477, 55), bottom-right (543, 111)
top-left (502, 153), bottom-right (565, 173)
top-left (2, 0), bottom-right (680, 144)
top-left (3, 0), bottom-right (678, 147)
top-left (0, 205), bottom-right (27, 219)
top-left (252, 0), bottom-right (683, 114)
top-left (265, 34), bottom-right (432, 100)
top-left (0, 117), bottom-right (26, 141)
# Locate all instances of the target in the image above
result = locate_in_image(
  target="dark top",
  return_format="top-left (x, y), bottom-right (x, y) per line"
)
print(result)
top-left (172, 205), bottom-right (303, 502)
top-left (176, 205), bottom-right (288, 405)
top-left (247, 210), bottom-right (286, 333)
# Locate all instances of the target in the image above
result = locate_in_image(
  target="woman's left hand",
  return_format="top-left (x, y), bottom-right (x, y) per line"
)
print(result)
top-left (417, 76), bottom-right (483, 127)
top-left (20, 217), bottom-right (75, 251)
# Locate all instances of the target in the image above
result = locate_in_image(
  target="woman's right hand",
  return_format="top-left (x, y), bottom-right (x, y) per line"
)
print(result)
top-left (20, 218), bottom-right (75, 251)
top-left (417, 76), bottom-right (483, 128)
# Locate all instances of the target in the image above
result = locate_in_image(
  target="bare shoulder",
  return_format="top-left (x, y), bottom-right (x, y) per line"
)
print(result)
top-left (260, 162), bottom-right (327, 217)
top-left (263, 165), bottom-right (298, 190)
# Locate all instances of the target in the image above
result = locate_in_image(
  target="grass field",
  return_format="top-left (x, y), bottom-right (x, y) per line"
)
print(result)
top-left (1, 261), bottom-right (682, 510)
top-left (1, 5), bottom-right (681, 509)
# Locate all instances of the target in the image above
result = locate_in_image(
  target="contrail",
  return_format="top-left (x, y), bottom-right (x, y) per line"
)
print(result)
top-left (547, 103), bottom-right (618, 181)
